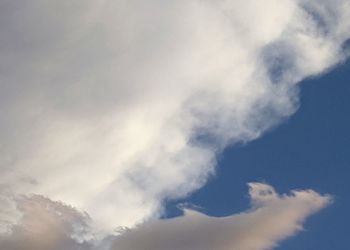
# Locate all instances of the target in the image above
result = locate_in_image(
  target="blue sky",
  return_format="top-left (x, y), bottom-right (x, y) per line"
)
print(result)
top-left (0, 1), bottom-right (349, 250)
top-left (172, 58), bottom-right (350, 249)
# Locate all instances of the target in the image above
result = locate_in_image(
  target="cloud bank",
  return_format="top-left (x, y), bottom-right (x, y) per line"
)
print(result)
top-left (0, 184), bottom-right (332, 250)
top-left (0, 0), bottom-right (349, 245)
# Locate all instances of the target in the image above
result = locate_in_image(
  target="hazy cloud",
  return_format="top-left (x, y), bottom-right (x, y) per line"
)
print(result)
top-left (0, 0), bottom-right (349, 240)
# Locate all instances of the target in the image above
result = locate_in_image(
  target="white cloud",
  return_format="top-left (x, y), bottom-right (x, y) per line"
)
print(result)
top-left (0, 0), bottom-right (349, 238)
top-left (0, 184), bottom-right (332, 250)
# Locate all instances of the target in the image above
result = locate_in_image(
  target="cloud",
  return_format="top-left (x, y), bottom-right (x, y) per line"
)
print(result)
top-left (0, 184), bottom-right (331, 250)
top-left (112, 183), bottom-right (331, 250)
top-left (0, 194), bottom-right (94, 250)
top-left (0, 0), bottom-right (349, 238)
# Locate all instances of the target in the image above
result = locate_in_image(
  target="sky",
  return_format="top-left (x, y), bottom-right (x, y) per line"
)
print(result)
top-left (0, 1), bottom-right (349, 250)
top-left (174, 57), bottom-right (350, 250)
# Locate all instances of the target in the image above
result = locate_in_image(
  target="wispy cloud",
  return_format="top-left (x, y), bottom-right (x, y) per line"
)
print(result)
top-left (0, 0), bottom-right (349, 244)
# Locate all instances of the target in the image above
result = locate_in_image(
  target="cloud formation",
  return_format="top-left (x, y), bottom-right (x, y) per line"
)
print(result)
top-left (0, 0), bottom-right (349, 241)
top-left (0, 195), bottom-right (93, 250)
top-left (0, 184), bottom-right (331, 250)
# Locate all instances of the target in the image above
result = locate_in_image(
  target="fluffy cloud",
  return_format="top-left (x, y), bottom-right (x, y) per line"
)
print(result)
top-left (0, 184), bottom-right (331, 250)
top-left (0, 0), bottom-right (349, 239)
top-left (0, 194), bottom-right (94, 250)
